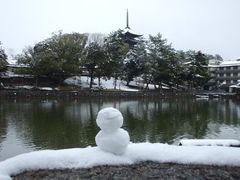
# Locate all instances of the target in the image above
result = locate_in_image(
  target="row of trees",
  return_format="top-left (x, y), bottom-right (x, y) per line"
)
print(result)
top-left (5, 30), bottom-right (222, 89)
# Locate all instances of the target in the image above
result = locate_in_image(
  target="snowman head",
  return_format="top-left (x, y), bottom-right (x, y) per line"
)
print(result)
top-left (96, 107), bottom-right (123, 132)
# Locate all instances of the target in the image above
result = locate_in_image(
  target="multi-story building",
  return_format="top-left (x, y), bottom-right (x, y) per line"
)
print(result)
top-left (208, 58), bottom-right (240, 87)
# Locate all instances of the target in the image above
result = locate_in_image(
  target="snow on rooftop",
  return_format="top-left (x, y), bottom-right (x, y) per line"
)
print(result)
top-left (122, 27), bottom-right (142, 36)
top-left (208, 60), bottom-right (240, 67)
top-left (220, 60), bottom-right (240, 66)
top-left (1, 142), bottom-right (240, 179)
top-left (6, 64), bottom-right (29, 68)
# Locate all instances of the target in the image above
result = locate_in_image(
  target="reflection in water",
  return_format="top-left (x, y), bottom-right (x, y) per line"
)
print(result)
top-left (0, 98), bottom-right (240, 161)
top-left (0, 103), bottom-right (7, 153)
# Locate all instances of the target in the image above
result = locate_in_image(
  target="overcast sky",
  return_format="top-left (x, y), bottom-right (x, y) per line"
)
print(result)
top-left (1, 0), bottom-right (240, 61)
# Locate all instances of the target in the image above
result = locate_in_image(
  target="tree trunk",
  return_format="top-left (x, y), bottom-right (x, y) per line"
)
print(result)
top-left (98, 77), bottom-right (101, 87)
top-left (113, 74), bottom-right (117, 90)
top-left (89, 71), bottom-right (93, 89)
top-left (35, 77), bottom-right (38, 87)
top-left (114, 78), bottom-right (117, 90)
top-left (145, 83), bottom-right (149, 90)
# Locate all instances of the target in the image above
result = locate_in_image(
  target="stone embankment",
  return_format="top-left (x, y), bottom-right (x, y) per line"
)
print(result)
top-left (13, 161), bottom-right (240, 180)
top-left (0, 89), bottom-right (237, 99)
top-left (0, 89), bottom-right (195, 99)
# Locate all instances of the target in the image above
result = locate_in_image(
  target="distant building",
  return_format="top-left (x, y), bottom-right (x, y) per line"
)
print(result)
top-left (6, 64), bottom-right (29, 73)
top-left (122, 9), bottom-right (142, 47)
top-left (208, 57), bottom-right (240, 88)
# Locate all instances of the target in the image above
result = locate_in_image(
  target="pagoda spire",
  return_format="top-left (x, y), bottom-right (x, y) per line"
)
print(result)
top-left (126, 9), bottom-right (129, 28)
top-left (122, 9), bottom-right (142, 47)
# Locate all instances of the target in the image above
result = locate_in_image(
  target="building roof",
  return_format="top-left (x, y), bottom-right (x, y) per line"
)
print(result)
top-left (122, 27), bottom-right (142, 38)
top-left (7, 64), bottom-right (29, 68)
top-left (122, 9), bottom-right (142, 39)
top-left (208, 60), bottom-right (240, 67)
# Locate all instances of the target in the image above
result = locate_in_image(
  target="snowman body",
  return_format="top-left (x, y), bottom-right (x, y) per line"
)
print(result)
top-left (95, 107), bottom-right (130, 155)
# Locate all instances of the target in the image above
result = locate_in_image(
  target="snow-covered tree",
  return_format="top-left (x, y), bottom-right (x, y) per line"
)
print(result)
top-left (0, 42), bottom-right (8, 72)
top-left (122, 38), bottom-right (146, 85)
top-left (183, 50), bottom-right (210, 88)
top-left (146, 33), bottom-right (176, 89)
top-left (104, 30), bottom-right (129, 89)
top-left (16, 32), bottom-right (88, 83)
top-left (82, 42), bottom-right (106, 88)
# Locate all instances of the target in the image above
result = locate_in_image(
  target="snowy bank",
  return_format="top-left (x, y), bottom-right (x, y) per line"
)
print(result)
top-left (64, 76), bottom-right (139, 91)
top-left (1, 143), bottom-right (240, 179)
top-left (179, 139), bottom-right (240, 147)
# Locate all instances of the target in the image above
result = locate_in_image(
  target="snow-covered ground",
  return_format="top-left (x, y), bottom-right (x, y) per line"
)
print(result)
top-left (1, 142), bottom-right (240, 179)
top-left (64, 76), bottom-right (140, 91)
top-left (2, 74), bottom-right (170, 91)
top-left (64, 76), bottom-right (169, 91)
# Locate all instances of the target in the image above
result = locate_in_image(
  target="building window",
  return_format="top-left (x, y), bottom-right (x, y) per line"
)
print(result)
top-left (233, 73), bottom-right (238, 77)
top-left (233, 66), bottom-right (238, 70)
top-left (226, 73), bottom-right (231, 77)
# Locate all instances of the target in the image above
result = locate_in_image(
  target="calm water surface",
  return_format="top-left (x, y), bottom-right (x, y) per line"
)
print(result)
top-left (1, 97), bottom-right (240, 161)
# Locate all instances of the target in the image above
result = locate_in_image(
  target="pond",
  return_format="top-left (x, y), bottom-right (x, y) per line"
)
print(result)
top-left (1, 97), bottom-right (240, 161)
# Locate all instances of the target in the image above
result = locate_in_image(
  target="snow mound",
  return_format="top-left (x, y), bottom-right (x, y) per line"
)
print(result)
top-left (179, 139), bottom-right (240, 147)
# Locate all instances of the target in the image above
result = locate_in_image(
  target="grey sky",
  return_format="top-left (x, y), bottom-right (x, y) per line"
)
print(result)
top-left (1, 0), bottom-right (240, 60)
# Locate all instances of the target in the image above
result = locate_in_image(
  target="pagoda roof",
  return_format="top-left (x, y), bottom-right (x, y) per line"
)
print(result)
top-left (122, 27), bottom-right (142, 38)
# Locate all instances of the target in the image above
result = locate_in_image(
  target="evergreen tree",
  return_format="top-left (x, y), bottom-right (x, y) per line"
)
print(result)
top-left (184, 50), bottom-right (210, 88)
top-left (0, 42), bottom-right (8, 72)
top-left (194, 51), bottom-right (210, 87)
top-left (16, 32), bottom-right (88, 83)
top-left (104, 30), bottom-right (129, 89)
top-left (82, 42), bottom-right (106, 88)
top-left (146, 33), bottom-right (176, 90)
top-left (122, 38), bottom-right (146, 85)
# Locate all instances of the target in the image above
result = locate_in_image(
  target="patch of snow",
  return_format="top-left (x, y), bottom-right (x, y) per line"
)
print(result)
top-left (217, 60), bottom-right (240, 67)
top-left (64, 76), bottom-right (139, 91)
top-left (15, 85), bottom-right (33, 90)
top-left (229, 85), bottom-right (240, 88)
top-left (1, 143), bottom-right (240, 179)
top-left (179, 139), bottom-right (240, 147)
top-left (122, 27), bottom-right (142, 36)
top-left (38, 87), bottom-right (53, 91)
top-left (64, 76), bottom-right (175, 91)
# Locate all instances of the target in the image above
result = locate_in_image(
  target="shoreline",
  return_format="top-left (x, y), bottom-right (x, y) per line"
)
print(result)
top-left (12, 161), bottom-right (240, 180)
top-left (0, 89), bottom-right (237, 99)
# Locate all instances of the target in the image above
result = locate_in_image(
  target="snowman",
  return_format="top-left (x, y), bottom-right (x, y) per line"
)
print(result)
top-left (95, 107), bottom-right (130, 155)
